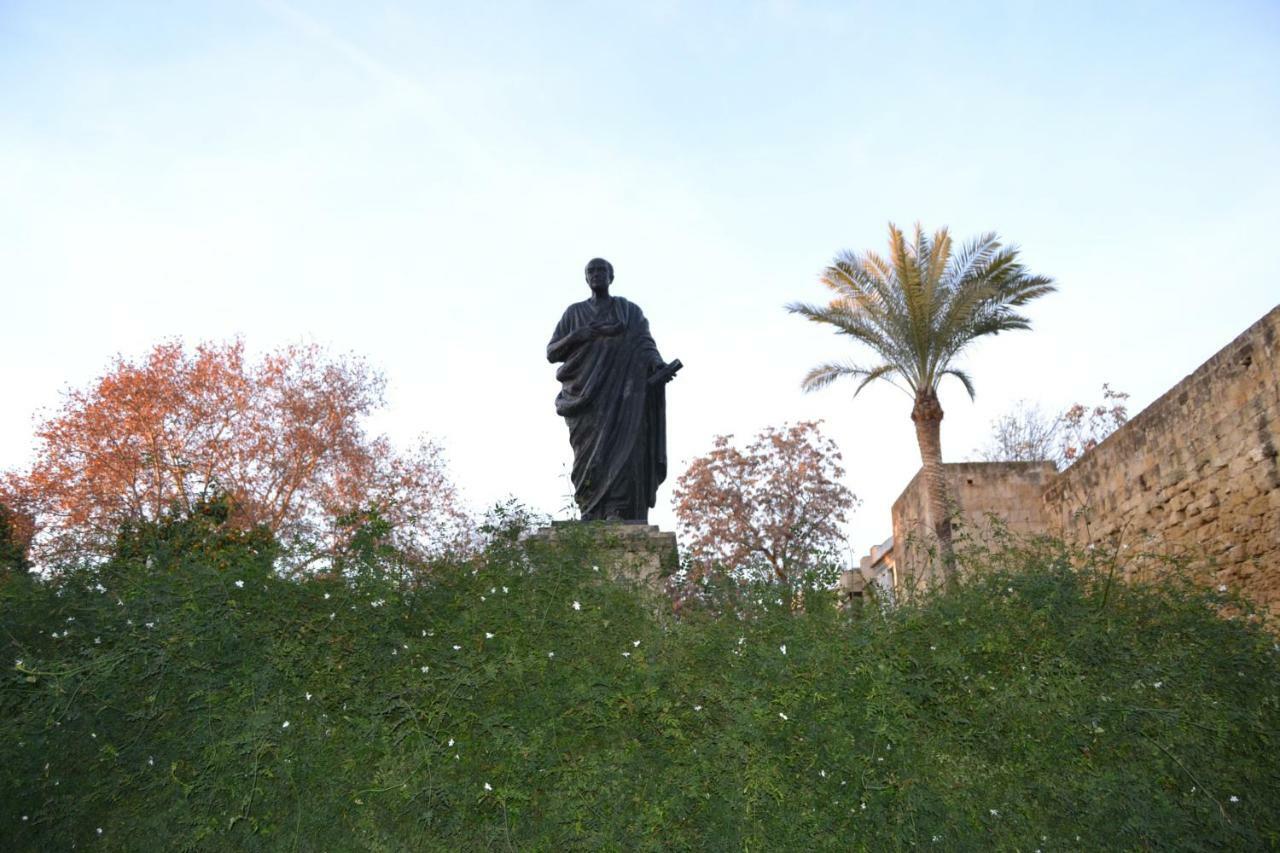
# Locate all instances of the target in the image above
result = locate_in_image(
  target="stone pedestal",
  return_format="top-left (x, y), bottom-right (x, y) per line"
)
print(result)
top-left (522, 521), bottom-right (679, 590)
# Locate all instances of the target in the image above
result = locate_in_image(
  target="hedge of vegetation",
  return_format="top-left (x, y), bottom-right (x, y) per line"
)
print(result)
top-left (3, 506), bottom-right (1278, 851)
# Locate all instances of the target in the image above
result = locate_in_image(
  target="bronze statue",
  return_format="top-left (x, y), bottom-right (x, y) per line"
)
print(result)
top-left (548, 258), bottom-right (681, 523)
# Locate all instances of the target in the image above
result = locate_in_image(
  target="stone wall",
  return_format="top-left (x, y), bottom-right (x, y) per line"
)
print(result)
top-left (1043, 305), bottom-right (1280, 608)
top-left (892, 461), bottom-right (1057, 590)
top-left (887, 305), bottom-right (1280, 613)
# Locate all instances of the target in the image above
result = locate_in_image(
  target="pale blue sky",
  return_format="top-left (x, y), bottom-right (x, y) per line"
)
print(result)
top-left (3, 1), bottom-right (1278, 554)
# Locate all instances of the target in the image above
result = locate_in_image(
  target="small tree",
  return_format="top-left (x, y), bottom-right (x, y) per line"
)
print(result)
top-left (974, 401), bottom-right (1062, 464)
top-left (976, 384), bottom-right (1130, 469)
top-left (673, 421), bottom-right (856, 584)
top-left (1059, 384), bottom-right (1129, 465)
top-left (13, 339), bottom-right (471, 570)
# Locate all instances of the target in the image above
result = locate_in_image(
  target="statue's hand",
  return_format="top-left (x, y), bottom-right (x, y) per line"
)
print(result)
top-left (589, 321), bottom-right (624, 338)
top-left (647, 358), bottom-right (682, 386)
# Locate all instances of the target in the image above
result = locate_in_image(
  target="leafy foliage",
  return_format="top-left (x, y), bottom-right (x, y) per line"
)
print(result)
top-left (976, 384), bottom-right (1131, 469)
top-left (672, 421), bottom-right (856, 584)
top-left (0, 500), bottom-right (32, 574)
top-left (786, 223), bottom-right (1056, 402)
top-left (3, 513), bottom-right (1278, 850)
top-left (8, 339), bottom-right (470, 570)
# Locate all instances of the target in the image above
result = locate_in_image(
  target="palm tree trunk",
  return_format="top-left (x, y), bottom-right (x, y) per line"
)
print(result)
top-left (911, 389), bottom-right (955, 580)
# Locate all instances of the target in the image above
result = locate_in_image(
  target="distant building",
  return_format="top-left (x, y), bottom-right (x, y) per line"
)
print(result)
top-left (839, 536), bottom-right (896, 608)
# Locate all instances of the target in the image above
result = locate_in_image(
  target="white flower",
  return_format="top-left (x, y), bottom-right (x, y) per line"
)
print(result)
top-left (145, 622), bottom-right (155, 629)
top-left (778, 712), bottom-right (788, 721)
top-left (490, 587), bottom-right (496, 594)
top-left (485, 632), bottom-right (495, 639)
top-left (779, 644), bottom-right (787, 655)
top-left (483, 782), bottom-right (492, 791)
top-left (94, 583), bottom-right (106, 593)
top-left (502, 586), bottom-right (508, 594)
top-left (572, 600), bottom-right (581, 611)
top-left (448, 738), bottom-right (454, 747)
top-left (324, 593), bottom-right (330, 600)
top-left (932, 836), bottom-right (941, 843)
top-left (329, 613), bottom-right (335, 620)
top-left (622, 652), bottom-right (631, 657)
top-left (1230, 795), bottom-right (1240, 803)
top-left (693, 705), bottom-right (702, 711)
top-left (97, 828), bottom-right (103, 835)
top-left (452, 645), bottom-right (461, 651)
top-left (632, 640), bottom-right (640, 647)
top-left (94, 637), bottom-right (101, 645)
top-left (480, 596), bottom-right (485, 601)
top-left (819, 769), bottom-right (826, 778)
top-left (1153, 681), bottom-right (1163, 688)
top-left (989, 809), bottom-right (999, 817)
top-left (421, 665), bottom-right (429, 673)
top-left (148, 756), bottom-right (154, 766)
top-left (547, 651), bottom-right (555, 658)
top-left (282, 721), bottom-right (290, 729)
top-left (234, 580), bottom-right (244, 588)
top-left (930, 645), bottom-right (936, 651)
top-left (591, 565), bottom-right (600, 572)
top-left (1219, 584), bottom-right (1228, 592)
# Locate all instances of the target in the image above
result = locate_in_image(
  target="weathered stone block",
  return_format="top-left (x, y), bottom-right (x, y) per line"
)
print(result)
top-left (523, 521), bottom-right (679, 592)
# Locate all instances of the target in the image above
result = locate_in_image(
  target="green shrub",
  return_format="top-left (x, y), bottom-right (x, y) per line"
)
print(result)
top-left (0, 501), bottom-right (31, 575)
top-left (3, 518), bottom-right (1278, 850)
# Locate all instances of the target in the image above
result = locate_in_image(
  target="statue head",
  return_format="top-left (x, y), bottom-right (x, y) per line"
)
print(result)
top-left (585, 258), bottom-right (614, 294)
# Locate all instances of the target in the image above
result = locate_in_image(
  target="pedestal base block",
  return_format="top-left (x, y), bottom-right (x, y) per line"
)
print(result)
top-left (523, 521), bottom-right (679, 590)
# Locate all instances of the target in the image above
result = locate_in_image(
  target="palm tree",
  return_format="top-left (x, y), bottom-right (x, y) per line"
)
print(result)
top-left (787, 223), bottom-right (1055, 579)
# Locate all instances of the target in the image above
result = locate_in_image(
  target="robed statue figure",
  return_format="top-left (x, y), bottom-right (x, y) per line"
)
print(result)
top-left (547, 258), bottom-right (681, 523)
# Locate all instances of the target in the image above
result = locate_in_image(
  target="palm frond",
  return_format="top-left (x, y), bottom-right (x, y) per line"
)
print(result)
top-left (925, 226), bottom-right (951, 293)
top-left (851, 363), bottom-right (901, 397)
top-left (786, 301), bottom-right (900, 361)
top-left (942, 367), bottom-right (977, 400)
top-left (799, 361), bottom-right (900, 396)
top-left (888, 224), bottom-right (932, 360)
top-left (799, 362), bottom-right (861, 393)
top-left (946, 232), bottom-right (999, 285)
top-left (1001, 276), bottom-right (1057, 306)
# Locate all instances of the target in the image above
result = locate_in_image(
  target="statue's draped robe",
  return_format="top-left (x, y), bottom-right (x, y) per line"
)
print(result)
top-left (548, 297), bottom-right (666, 521)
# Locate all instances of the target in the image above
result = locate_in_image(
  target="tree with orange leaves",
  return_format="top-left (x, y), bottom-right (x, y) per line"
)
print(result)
top-left (672, 421), bottom-right (856, 584)
top-left (13, 340), bottom-right (470, 570)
